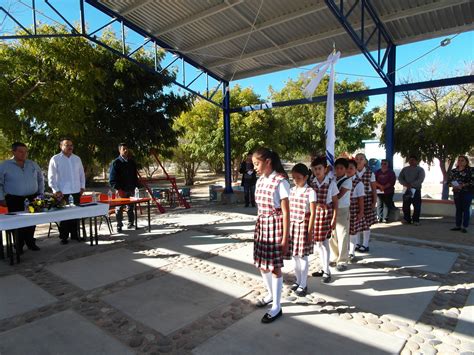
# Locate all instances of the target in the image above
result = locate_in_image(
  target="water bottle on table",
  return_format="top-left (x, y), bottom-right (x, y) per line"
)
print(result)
top-left (24, 198), bottom-right (30, 212)
top-left (134, 187), bottom-right (140, 199)
top-left (108, 189), bottom-right (113, 200)
top-left (68, 195), bottom-right (75, 206)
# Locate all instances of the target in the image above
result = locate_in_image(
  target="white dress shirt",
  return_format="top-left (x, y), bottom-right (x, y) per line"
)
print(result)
top-left (48, 153), bottom-right (85, 194)
top-left (335, 175), bottom-right (353, 208)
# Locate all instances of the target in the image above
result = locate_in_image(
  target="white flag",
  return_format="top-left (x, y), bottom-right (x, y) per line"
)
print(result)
top-left (303, 51), bottom-right (341, 166)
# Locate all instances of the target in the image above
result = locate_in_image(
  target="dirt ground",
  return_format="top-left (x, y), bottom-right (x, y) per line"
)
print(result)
top-left (88, 166), bottom-right (473, 247)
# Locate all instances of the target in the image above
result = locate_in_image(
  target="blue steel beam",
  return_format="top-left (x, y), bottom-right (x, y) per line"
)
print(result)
top-left (230, 74), bottom-right (474, 113)
top-left (0, 0), bottom-right (224, 107)
top-left (385, 45), bottom-right (396, 167)
top-left (85, 0), bottom-right (224, 84)
top-left (229, 87), bottom-right (388, 113)
top-left (325, 0), bottom-right (394, 85)
top-left (222, 81), bottom-right (233, 194)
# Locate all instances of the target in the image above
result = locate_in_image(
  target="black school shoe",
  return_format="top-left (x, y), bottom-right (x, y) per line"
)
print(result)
top-left (261, 309), bottom-right (282, 324)
top-left (451, 227), bottom-right (461, 231)
top-left (27, 244), bottom-right (41, 251)
top-left (311, 270), bottom-right (324, 277)
top-left (290, 283), bottom-right (299, 291)
top-left (295, 286), bottom-right (307, 297)
top-left (321, 273), bottom-right (331, 283)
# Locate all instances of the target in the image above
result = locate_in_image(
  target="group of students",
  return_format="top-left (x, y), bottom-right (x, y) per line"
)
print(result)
top-left (251, 148), bottom-right (378, 324)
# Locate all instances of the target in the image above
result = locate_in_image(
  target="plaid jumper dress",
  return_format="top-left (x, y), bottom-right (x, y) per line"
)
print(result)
top-left (286, 186), bottom-right (314, 258)
top-left (349, 177), bottom-right (368, 235)
top-left (254, 174), bottom-right (286, 270)
top-left (359, 168), bottom-right (377, 227)
top-left (311, 179), bottom-right (333, 242)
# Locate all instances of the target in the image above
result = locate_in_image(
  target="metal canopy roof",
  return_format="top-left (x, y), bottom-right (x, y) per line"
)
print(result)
top-left (94, 0), bottom-right (474, 81)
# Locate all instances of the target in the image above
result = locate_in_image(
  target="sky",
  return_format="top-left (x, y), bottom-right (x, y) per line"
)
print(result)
top-left (2, 0), bottom-right (473, 111)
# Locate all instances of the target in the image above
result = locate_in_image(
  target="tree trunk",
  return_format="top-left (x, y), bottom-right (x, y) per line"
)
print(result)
top-left (439, 158), bottom-right (454, 200)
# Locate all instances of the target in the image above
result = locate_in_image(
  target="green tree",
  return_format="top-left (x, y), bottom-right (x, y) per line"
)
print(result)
top-left (173, 85), bottom-right (282, 184)
top-left (381, 81), bottom-right (473, 198)
top-left (0, 25), bottom-right (189, 181)
top-left (269, 76), bottom-right (377, 158)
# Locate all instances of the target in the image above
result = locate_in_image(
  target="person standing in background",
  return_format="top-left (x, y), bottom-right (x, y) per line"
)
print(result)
top-left (375, 159), bottom-right (396, 223)
top-left (399, 155), bottom-right (425, 226)
top-left (239, 153), bottom-right (257, 207)
top-left (48, 138), bottom-right (85, 244)
top-left (448, 155), bottom-right (473, 233)
top-left (109, 143), bottom-right (140, 232)
top-left (0, 142), bottom-right (43, 252)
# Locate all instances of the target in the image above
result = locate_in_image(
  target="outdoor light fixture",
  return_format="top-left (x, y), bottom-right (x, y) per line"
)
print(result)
top-left (440, 38), bottom-right (451, 47)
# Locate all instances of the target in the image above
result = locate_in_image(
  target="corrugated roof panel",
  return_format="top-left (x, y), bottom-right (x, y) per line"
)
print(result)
top-left (94, 0), bottom-right (474, 80)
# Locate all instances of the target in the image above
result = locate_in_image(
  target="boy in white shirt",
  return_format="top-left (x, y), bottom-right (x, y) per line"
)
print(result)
top-left (330, 158), bottom-right (352, 271)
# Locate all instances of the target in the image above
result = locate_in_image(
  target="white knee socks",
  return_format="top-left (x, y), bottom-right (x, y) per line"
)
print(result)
top-left (293, 256), bottom-right (302, 285)
top-left (349, 234), bottom-right (358, 254)
top-left (363, 230), bottom-right (371, 248)
top-left (299, 256), bottom-right (309, 288)
top-left (315, 240), bottom-right (330, 274)
top-left (270, 276), bottom-right (282, 316)
top-left (260, 271), bottom-right (273, 303)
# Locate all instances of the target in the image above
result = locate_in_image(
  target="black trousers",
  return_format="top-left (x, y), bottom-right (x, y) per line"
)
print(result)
top-left (243, 183), bottom-right (256, 206)
top-left (59, 193), bottom-right (80, 240)
top-left (377, 193), bottom-right (395, 220)
top-left (402, 189), bottom-right (422, 223)
top-left (5, 194), bottom-right (37, 248)
top-left (115, 190), bottom-right (134, 227)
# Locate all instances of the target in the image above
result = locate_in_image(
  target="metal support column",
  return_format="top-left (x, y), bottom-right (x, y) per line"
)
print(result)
top-left (385, 45), bottom-right (396, 167)
top-left (223, 81), bottom-right (233, 194)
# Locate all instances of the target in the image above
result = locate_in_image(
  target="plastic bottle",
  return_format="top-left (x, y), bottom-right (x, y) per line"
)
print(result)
top-left (108, 189), bottom-right (113, 200)
top-left (24, 198), bottom-right (30, 211)
top-left (134, 187), bottom-right (140, 199)
top-left (68, 195), bottom-right (75, 206)
top-left (92, 193), bottom-right (97, 203)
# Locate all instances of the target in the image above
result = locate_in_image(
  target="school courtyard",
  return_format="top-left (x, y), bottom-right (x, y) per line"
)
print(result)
top-left (0, 197), bottom-right (472, 355)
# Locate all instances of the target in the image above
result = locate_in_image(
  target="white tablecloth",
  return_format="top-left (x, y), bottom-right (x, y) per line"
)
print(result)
top-left (0, 203), bottom-right (109, 230)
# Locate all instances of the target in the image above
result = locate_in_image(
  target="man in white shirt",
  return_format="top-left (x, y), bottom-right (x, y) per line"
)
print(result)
top-left (48, 138), bottom-right (85, 244)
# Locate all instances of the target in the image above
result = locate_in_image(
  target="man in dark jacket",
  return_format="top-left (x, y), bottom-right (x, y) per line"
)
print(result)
top-left (109, 143), bottom-right (139, 232)
top-left (239, 153), bottom-right (257, 207)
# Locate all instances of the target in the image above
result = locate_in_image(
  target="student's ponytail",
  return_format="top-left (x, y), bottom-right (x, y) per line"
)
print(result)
top-left (270, 151), bottom-right (288, 179)
top-left (253, 147), bottom-right (288, 178)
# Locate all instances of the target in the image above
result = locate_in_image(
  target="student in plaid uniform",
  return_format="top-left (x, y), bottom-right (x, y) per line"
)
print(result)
top-left (252, 148), bottom-right (290, 324)
top-left (330, 158), bottom-right (353, 271)
top-left (354, 153), bottom-right (377, 253)
top-left (309, 157), bottom-right (339, 283)
top-left (286, 163), bottom-right (316, 297)
top-left (346, 160), bottom-right (367, 261)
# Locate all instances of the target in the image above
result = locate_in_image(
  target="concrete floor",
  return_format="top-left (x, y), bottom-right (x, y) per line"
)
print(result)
top-left (0, 206), bottom-right (473, 354)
